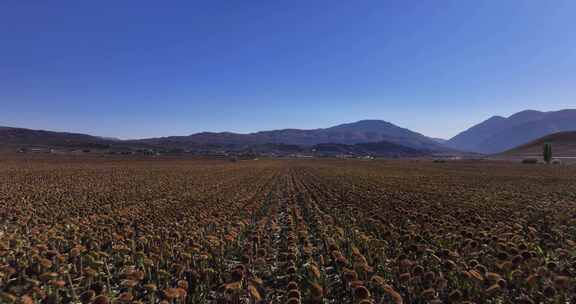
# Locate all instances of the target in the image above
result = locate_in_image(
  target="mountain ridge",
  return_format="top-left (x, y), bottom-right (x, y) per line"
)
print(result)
top-left (131, 119), bottom-right (448, 151)
top-left (447, 109), bottom-right (576, 154)
top-left (5, 109), bottom-right (575, 156)
top-left (0, 120), bottom-right (450, 156)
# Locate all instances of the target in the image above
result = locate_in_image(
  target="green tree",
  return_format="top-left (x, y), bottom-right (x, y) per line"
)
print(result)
top-left (543, 143), bottom-right (553, 164)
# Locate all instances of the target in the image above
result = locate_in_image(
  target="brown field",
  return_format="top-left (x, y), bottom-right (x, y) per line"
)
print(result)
top-left (0, 157), bottom-right (575, 304)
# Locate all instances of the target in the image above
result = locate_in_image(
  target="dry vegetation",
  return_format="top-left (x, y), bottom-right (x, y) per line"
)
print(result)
top-left (0, 157), bottom-right (575, 304)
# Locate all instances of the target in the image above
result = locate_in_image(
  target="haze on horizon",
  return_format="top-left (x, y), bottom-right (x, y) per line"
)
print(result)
top-left (1, 1), bottom-right (575, 140)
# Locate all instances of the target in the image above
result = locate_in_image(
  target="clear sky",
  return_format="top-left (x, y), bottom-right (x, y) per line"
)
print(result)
top-left (1, 1), bottom-right (575, 139)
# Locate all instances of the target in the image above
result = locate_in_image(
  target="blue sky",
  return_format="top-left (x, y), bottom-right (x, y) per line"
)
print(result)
top-left (1, 1), bottom-right (575, 139)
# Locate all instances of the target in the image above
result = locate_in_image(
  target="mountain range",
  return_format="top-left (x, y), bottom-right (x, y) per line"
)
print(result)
top-left (446, 109), bottom-right (576, 153)
top-left (2, 109), bottom-right (576, 156)
top-left (132, 120), bottom-right (447, 151)
top-left (0, 126), bottom-right (114, 150)
top-left (0, 120), bottom-right (449, 156)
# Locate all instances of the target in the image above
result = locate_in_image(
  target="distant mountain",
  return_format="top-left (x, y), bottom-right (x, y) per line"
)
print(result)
top-left (431, 138), bottom-right (447, 144)
top-left (446, 109), bottom-right (576, 154)
top-left (0, 120), bottom-right (448, 156)
top-left (503, 131), bottom-right (576, 158)
top-left (446, 116), bottom-right (509, 152)
top-left (0, 126), bottom-right (116, 149)
top-left (135, 120), bottom-right (449, 152)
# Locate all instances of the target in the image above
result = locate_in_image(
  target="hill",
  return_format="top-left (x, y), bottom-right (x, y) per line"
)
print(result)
top-left (0, 126), bottom-right (117, 151)
top-left (135, 120), bottom-right (449, 152)
top-left (446, 109), bottom-right (576, 154)
top-left (502, 131), bottom-right (576, 158)
top-left (0, 121), bottom-right (444, 157)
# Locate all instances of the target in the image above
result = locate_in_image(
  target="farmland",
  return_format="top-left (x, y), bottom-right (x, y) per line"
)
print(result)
top-left (0, 158), bottom-right (575, 304)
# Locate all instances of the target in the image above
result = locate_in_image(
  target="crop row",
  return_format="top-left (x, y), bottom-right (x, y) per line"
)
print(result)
top-left (0, 159), bottom-right (574, 303)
